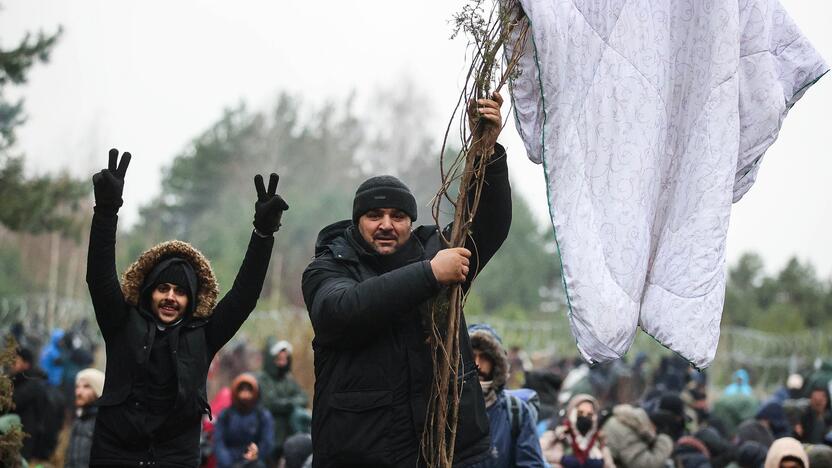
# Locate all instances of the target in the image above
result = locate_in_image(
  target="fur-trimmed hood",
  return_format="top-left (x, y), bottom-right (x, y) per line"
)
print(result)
top-left (121, 240), bottom-right (219, 319)
top-left (567, 393), bottom-right (600, 432)
top-left (468, 323), bottom-right (509, 390)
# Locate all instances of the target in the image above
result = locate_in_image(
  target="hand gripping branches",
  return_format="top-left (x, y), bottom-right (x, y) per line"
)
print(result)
top-left (421, 1), bottom-right (530, 467)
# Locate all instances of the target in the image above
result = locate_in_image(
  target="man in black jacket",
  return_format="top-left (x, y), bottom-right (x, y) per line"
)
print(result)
top-left (302, 92), bottom-right (511, 467)
top-left (10, 346), bottom-right (51, 461)
top-left (86, 149), bottom-right (289, 467)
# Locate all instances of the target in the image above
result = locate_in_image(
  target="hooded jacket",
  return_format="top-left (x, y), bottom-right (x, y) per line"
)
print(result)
top-left (763, 437), bottom-right (808, 468)
top-left (469, 324), bottom-right (509, 393)
top-left (672, 436), bottom-right (712, 468)
top-left (468, 324), bottom-right (546, 468)
top-left (540, 394), bottom-right (613, 468)
top-left (214, 373), bottom-right (274, 468)
top-left (86, 211), bottom-right (274, 467)
top-left (256, 338), bottom-right (308, 457)
top-left (39, 329), bottom-right (65, 387)
top-left (301, 145), bottom-right (511, 468)
top-left (725, 369), bottom-right (754, 397)
top-left (603, 404), bottom-right (674, 468)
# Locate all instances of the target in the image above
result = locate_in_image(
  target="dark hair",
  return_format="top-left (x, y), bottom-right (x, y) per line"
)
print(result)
top-left (780, 455), bottom-right (805, 468)
top-left (15, 347), bottom-right (33, 364)
top-left (810, 384), bottom-right (829, 394)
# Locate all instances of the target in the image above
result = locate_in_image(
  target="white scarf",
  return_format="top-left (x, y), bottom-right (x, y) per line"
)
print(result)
top-left (480, 380), bottom-right (497, 408)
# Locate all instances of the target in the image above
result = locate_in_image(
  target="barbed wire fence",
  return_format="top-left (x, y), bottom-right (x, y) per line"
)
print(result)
top-left (2, 296), bottom-right (830, 388)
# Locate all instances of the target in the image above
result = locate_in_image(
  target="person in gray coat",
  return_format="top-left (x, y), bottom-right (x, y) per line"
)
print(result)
top-left (65, 368), bottom-right (105, 468)
top-left (602, 404), bottom-right (674, 468)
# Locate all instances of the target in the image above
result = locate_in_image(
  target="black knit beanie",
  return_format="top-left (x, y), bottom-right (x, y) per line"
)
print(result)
top-left (154, 263), bottom-right (192, 297)
top-left (352, 175), bottom-right (417, 224)
top-left (144, 259), bottom-right (198, 315)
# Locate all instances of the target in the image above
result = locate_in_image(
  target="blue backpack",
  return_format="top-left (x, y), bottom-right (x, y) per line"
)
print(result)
top-left (505, 388), bottom-right (540, 440)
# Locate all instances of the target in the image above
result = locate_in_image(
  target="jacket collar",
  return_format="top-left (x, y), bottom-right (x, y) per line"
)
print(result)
top-left (315, 219), bottom-right (439, 266)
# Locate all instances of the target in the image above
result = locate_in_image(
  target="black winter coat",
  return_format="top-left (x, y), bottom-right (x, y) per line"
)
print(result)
top-left (86, 212), bottom-right (274, 467)
top-left (11, 368), bottom-right (50, 459)
top-left (302, 146), bottom-right (512, 468)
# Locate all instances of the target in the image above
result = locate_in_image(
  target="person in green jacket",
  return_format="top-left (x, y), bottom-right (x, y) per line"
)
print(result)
top-left (256, 338), bottom-right (309, 463)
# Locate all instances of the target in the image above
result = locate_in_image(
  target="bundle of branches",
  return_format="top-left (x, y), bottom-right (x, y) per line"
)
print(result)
top-left (421, 1), bottom-right (529, 466)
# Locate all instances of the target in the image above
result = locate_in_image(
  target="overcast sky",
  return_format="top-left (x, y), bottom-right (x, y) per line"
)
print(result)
top-left (1, 0), bottom-right (830, 277)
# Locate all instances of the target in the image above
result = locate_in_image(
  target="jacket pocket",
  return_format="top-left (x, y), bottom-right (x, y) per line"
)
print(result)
top-left (197, 394), bottom-right (212, 420)
top-left (324, 390), bottom-right (393, 460)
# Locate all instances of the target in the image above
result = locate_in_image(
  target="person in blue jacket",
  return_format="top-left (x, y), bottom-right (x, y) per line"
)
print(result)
top-left (214, 373), bottom-right (275, 468)
top-left (39, 329), bottom-right (66, 387)
top-left (468, 323), bottom-right (546, 467)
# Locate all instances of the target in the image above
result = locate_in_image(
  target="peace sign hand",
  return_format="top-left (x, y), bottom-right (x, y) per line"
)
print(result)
top-left (253, 173), bottom-right (290, 236)
top-left (92, 148), bottom-right (131, 214)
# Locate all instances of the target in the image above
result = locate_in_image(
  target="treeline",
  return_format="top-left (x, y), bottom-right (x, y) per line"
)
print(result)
top-left (117, 92), bottom-right (561, 319)
top-left (2, 21), bottom-right (831, 332)
top-left (723, 253), bottom-right (832, 332)
top-left (0, 23), bottom-right (89, 311)
top-left (0, 17), bottom-right (560, 321)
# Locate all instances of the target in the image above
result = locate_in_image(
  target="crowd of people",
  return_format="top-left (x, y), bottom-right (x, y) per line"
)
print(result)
top-left (5, 318), bottom-right (832, 467)
top-left (4, 89), bottom-right (831, 468)
top-left (524, 355), bottom-right (832, 468)
top-left (3, 326), bottom-right (313, 468)
top-left (4, 313), bottom-right (832, 468)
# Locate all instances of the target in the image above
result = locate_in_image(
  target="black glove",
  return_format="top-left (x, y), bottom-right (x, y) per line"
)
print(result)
top-left (253, 173), bottom-right (289, 236)
top-left (92, 148), bottom-right (131, 214)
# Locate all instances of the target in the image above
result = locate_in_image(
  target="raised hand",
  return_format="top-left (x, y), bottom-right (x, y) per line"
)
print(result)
top-left (468, 91), bottom-right (504, 155)
top-left (253, 173), bottom-right (290, 236)
top-left (92, 148), bottom-right (131, 214)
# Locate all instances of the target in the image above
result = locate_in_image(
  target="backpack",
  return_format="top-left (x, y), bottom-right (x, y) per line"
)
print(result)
top-left (505, 388), bottom-right (540, 440)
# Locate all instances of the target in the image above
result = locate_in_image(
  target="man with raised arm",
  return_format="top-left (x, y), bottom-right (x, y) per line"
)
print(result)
top-left (86, 149), bottom-right (288, 467)
top-left (302, 93), bottom-right (512, 467)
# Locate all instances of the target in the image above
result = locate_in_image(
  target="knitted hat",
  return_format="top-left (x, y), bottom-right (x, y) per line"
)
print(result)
top-left (154, 262), bottom-right (193, 298)
top-left (283, 433), bottom-right (313, 468)
top-left (352, 175), bottom-right (417, 224)
top-left (76, 368), bottom-right (105, 398)
top-left (142, 257), bottom-right (199, 315)
top-left (786, 373), bottom-right (804, 390)
top-left (270, 340), bottom-right (293, 357)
